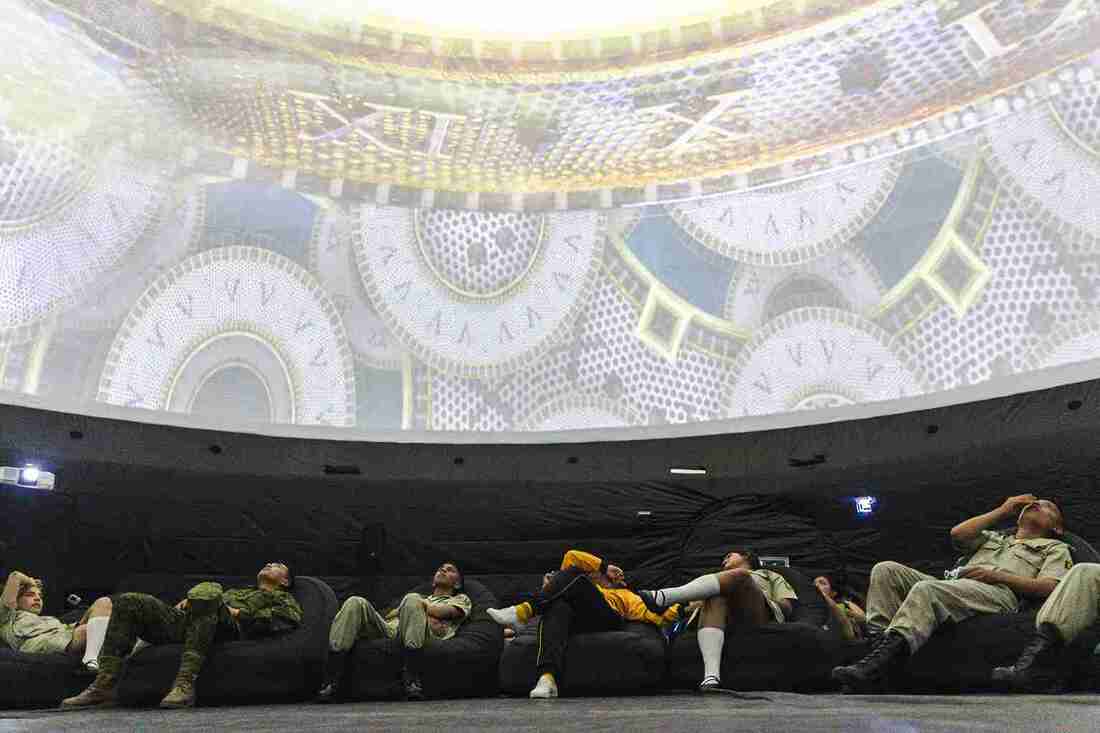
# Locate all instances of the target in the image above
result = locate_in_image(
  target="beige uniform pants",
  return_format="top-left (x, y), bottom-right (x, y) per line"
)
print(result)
top-left (866, 561), bottom-right (1018, 652)
top-left (329, 594), bottom-right (431, 653)
top-left (1036, 563), bottom-right (1100, 643)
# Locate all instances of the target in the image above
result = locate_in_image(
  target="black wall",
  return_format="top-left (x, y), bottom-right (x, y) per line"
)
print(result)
top-left (1, 376), bottom-right (1098, 610)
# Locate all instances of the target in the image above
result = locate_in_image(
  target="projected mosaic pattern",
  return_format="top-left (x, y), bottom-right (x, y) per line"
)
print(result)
top-left (0, 0), bottom-right (1098, 433)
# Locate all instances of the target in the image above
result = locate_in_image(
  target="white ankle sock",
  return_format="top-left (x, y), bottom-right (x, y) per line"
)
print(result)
top-left (697, 627), bottom-right (725, 682)
top-left (487, 606), bottom-right (518, 626)
top-left (655, 574), bottom-right (722, 606)
top-left (82, 617), bottom-right (109, 666)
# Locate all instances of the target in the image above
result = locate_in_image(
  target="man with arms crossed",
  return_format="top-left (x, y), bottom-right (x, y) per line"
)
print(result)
top-left (317, 561), bottom-right (471, 702)
top-left (832, 494), bottom-right (1071, 692)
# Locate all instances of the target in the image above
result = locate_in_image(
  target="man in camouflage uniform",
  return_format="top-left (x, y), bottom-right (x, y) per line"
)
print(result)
top-left (316, 561), bottom-right (470, 702)
top-left (833, 495), bottom-right (1072, 692)
top-left (62, 562), bottom-right (302, 709)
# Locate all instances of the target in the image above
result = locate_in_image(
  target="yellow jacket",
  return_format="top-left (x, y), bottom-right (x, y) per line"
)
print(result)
top-left (561, 550), bottom-right (679, 627)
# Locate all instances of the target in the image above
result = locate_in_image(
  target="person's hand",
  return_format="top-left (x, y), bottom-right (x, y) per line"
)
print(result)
top-left (503, 627), bottom-right (516, 641)
top-left (957, 566), bottom-right (1003, 585)
top-left (175, 599), bottom-right (189, 611)
top-left (606, 565), bottom-right (625, 585)
top-left (1000, 494), bottom-right (1038, 515)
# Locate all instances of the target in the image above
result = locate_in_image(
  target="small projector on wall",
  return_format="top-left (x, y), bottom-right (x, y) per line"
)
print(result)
top-left (0, 465), bottom-right (55, 490)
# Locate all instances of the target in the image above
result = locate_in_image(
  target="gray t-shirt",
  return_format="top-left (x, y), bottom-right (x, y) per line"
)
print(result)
top-left (0, 604), bottom-right (74, 654)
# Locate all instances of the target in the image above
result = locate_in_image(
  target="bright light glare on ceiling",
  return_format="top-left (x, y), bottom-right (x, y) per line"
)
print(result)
top-left (260, 0), bottom-right (734, 36)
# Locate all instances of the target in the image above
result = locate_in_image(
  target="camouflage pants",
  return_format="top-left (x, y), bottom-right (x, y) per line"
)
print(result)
top-left (99, 591), bottom-right (237, 682)
top-left (328, 594), bottom-right (431, 653)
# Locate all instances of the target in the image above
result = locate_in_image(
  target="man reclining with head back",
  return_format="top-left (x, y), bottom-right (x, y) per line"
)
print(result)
top-left (636, 548), bottom-right (797, 693)
top-left (62, 562), bottom-right (302, 709)
top-left (316, 561), bottom-right (471, 702)
top-left (1, 571), bottom-right (114, 673)
top-left (831, 494), bottom-right (1071, 692)
top-left (486, 549), bottom-right (681, 699)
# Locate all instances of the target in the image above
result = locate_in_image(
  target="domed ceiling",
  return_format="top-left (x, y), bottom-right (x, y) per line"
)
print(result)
top-left (1, 0), bottom-right (1098, 435)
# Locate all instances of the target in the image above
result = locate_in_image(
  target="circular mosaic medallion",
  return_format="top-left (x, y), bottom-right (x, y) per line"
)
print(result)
top-left (355, 205), bottom-right (604, 378)
top-left (987, 94), bottom-right (1100, 239)
top-left (666, 158), bottom-right (902, 265)
top-left (98, 247), bottom-right (356, 426)
top-left (414, 210), bottom-right (545, 299)
top-left (726, 307), bottom-right (924, 418)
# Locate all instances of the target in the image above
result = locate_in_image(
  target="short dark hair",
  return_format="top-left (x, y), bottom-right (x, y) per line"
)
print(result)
top-left (443, 561), bottom-right (463, 590)
top-left (729, 548), bottom-right (761, 571)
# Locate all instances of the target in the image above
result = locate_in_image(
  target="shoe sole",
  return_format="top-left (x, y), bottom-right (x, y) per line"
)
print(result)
top-left (159, 702), bottom-right (195, 709)
top-left (831, 667), bottom-right (874, 694)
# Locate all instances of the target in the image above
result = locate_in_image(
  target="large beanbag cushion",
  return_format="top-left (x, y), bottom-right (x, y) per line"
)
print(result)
top-left (114, 574), bottom-right (336, 706)
top-left (343, 578), bottom-right (503, 700)
top-left (0, 646), bottom-right (87, 709)
top-left (899, 610), bottom-right (1100, 693)
top-left (499, 620), bottom-right (666, 696)
top-left (666, 567), bottom-right (865, 692)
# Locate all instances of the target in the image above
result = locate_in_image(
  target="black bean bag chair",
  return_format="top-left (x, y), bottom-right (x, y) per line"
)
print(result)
top-left (499, 619), bottom-right (667, 696)
top-left (899, 533), bottom-right (1100, 692)
top-left (341, 578), bottom-right (503, 700)
top-left (666, 567), bottom-right (867, 692)
top-left (896, 609), bottom-right (1100, 692)
top-left (0, 644), bottom-right (88, 709)
top-left (114, 574), bottom-right (336, 706)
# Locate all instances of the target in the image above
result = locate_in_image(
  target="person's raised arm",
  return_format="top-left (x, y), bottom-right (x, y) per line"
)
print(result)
top-left (950, 494), bottom-right (1036, 549)
top-left (561, 550), bottom-right (607, 575)
top-left (2, 572), bottom-right (30, 610)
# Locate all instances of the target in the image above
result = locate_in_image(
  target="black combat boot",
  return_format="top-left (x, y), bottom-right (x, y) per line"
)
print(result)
top-left (832, 631), bottom-right (909, 693)
top-left (314, 650), bottom-right (348, 703)
top-left (991, 623), bottom-right (1069, 693)
top-left (402, 649), bottom-right (425, 701)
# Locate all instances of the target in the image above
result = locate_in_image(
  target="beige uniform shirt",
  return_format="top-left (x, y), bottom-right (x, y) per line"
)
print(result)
top-left (750, 569), bottom-right (798, 623)
top-left (0, 604), bottom-right (74, 654)
top-left (384, 592), bottom-right (472, 640)
top-left (956, 530), bottom-right (1073, 583)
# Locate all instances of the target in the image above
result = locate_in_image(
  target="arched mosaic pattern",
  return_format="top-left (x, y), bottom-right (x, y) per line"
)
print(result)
top-left (668, 158), bottom-right (903, 266)
top-left (0, 145), bottom-right (165, 330)
top-left (0, 3), bottom-right (1098, 435)
top-left (97, 247), bottom-right (356, 426)
top-left (310, 204), bottom-right (407, 369)
top-left (355, 205), bottom-right (604, 379)
top-left (726, 308), bottom-right (925, 417)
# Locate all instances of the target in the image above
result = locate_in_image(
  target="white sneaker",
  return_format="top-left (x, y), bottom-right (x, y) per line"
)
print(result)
top-left (83, 659), bottom-right (99, 674)
top-left (487, 607), bottom-right (519, 626)
top-left (529, 674), bottom-right (558, 699)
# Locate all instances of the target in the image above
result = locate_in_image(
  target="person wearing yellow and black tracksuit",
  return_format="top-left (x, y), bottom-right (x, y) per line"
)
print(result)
top-left (486, 550), bottom-right (678, 699)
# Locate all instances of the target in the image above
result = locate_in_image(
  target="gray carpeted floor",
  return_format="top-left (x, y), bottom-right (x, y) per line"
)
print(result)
top-left (2, 693), bottom-right (1098, 732)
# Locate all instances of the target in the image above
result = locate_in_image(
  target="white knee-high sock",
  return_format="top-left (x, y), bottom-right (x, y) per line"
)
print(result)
top-left (697, 627), bottom-right (725, 681)
top-left (82, 617), bottom-right (109, 665)
top-left (654, 574), bottom-right (722, 606)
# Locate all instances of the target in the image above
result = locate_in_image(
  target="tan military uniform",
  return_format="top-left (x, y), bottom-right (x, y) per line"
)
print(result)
top-left (329, 592), bottom-right (472, 653)
top-left (0, 604), bottom-right (74, 654)
top-left (867, 531), bottom-right (1072, 652)
top-left (750, 569), bottom-right (798, 623)
top-left (1035, 562), bottom-right (1100, 643)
